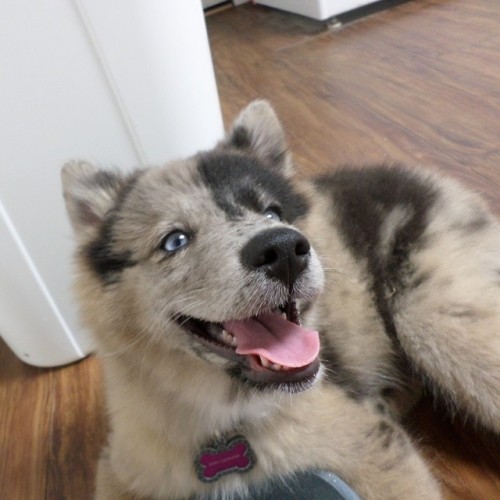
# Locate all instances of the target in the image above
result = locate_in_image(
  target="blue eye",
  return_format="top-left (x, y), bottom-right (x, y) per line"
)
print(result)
top-left (263, 207), bottom-right (282, 221)
top-left (162, 231), bottom-right (190, 253)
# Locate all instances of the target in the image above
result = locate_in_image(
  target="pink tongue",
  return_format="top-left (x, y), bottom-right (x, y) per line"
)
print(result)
top-left (223, 313), bottom-right (320, 368)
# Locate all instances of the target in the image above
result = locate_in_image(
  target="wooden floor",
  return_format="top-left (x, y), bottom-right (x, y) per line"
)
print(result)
top-left (1, 1), bottom-right (500, 498)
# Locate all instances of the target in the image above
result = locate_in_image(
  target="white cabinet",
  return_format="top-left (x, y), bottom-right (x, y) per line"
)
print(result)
top-left (0, 0), bottom-right (223, 367)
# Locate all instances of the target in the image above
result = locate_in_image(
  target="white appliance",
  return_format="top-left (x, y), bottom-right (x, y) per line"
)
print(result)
top-left (0, 0), bottom-right (223, 367)
top-left (255, 0), bottom-right (379, 20)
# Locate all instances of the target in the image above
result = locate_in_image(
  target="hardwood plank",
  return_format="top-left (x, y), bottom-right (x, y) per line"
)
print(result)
top-left (45, 358), bottom-right (105, 499)
top-left (208, 1), bottom-right (500, 213)
top-left (0, 339), bottom-right (105, 499)
top-left (0, 342), bottom-right (51, 499)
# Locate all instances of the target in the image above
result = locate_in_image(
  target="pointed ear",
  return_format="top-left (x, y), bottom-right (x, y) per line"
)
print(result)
top-left (225, 100), bottom-right (293, 176)
top-left (61, 161), bottom-right (124, 239)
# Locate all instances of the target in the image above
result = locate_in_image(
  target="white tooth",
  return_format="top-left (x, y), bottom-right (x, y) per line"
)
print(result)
top-left (259, 356), bottom-right (270, 367)
top-left (282, 312), bottom-right (287, 320)
top-left (271, 363), bottom-right (283, 371)
top-left (221, 329), bottom-right (232, 346)
top-left (230, 336), bottom-right (238, 347)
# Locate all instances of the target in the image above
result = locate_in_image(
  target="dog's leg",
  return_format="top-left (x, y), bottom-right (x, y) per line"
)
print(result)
top-left (256, 387), bottom-right (441, 500)
top-left (327, 406), bottom-right (441, 499)
top-left (393, 199), bottom-right (500, 432)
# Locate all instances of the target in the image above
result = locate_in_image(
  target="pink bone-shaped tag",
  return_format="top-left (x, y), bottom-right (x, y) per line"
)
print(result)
top-left (195, 436), bottom-right (256, 483)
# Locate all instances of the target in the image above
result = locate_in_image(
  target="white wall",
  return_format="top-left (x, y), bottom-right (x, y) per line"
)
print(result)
top-left (0, 0), bottom-right (223, 367)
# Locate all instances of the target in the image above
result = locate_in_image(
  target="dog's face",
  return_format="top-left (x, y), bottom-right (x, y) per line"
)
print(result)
top-left (63, 101), bottom-right (324, 393)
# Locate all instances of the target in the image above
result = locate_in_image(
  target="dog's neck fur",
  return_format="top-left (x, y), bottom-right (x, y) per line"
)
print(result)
top-left (103, 340), bottom-right (292, 451)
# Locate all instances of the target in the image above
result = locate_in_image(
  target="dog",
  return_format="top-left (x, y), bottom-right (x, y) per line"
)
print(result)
top-left (62, 100), bottom-right (500, 499)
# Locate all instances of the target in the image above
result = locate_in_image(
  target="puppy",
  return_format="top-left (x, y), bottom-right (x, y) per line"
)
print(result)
top-left (62, 100), bottom-right (500, 499)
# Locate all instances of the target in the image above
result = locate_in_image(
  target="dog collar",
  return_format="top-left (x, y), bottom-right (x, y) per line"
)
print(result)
top-left (195, 434), bottom-right (256, 483)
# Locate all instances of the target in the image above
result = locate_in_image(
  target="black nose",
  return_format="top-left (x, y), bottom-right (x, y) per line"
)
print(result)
top-left (241, 228), bottom-right (311, 287)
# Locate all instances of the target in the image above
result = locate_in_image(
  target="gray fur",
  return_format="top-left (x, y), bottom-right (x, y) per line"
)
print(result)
top-left (62, 100), bottom-right (500, 499)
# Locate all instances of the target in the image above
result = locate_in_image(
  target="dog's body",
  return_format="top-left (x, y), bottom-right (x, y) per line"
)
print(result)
top-left (62, 101), bottom-right (500, 499)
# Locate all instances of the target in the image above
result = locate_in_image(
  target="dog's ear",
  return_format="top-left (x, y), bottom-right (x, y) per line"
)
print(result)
top-left (225, 100), bottom-right (293, 177)
top-left (61, 161), bottom-right (124, 239)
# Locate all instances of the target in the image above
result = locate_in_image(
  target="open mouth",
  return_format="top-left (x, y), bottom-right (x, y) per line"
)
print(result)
top-left (176, 299), bottom-right (320, 390)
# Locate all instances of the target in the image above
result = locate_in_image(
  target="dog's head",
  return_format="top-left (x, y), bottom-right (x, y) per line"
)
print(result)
top-left (62, 101), bottom-right (324, 393)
